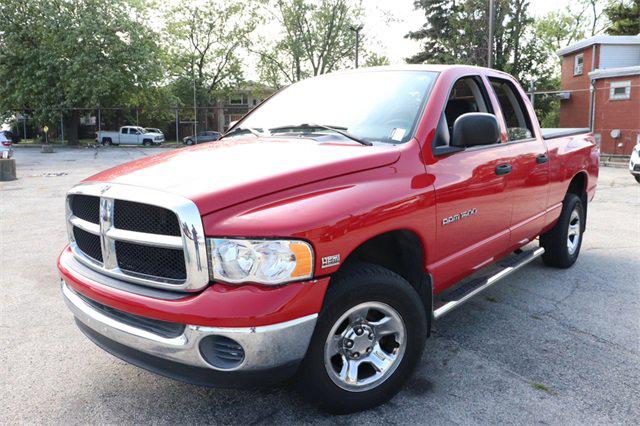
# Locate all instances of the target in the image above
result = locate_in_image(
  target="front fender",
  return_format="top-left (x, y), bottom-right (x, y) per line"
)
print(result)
top-left (201, 144), bottom-right (436, 278)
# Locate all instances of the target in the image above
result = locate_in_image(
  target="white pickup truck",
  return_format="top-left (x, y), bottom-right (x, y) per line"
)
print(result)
top-left (96, 126), bottom-right (164, 146)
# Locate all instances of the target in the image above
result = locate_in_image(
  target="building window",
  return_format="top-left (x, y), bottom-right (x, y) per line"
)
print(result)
top-left (574, 53), bottom-right (584, 76)
top-left (609, 81), bottom-right (631, 100)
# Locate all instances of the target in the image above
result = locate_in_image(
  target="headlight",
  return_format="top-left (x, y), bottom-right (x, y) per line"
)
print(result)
top-left (207, 238), bottom-right (314, 285)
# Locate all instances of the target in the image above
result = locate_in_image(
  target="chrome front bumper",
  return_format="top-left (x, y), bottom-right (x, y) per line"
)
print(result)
top-left (61, 280), bottom-right (317, 373)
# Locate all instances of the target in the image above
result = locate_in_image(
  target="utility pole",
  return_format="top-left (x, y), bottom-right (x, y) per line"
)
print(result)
top-left (175, 107), bottom-right (179, 143)
top-left (487, 0), bottom-right (494, 68)
top-left (349, 24), bottom-right (363, 68)
top-left (529, 79), bottom-right (535, 107)
top-left (193, 71), bottom-right (197, 139)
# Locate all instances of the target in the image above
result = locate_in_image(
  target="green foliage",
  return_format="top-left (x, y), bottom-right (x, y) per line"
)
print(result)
top-left (255, 0), bottom-right (362, 88)
top-left (406, 0), bottom-right (612, 127)
top-left (605, 0), bottom-right (640, 35)
top-left (363, 52), bottom-right (390, 68)
top-left (0, 0), bottom-right (164, 144)
top-left (406, 0), bottom-right (550, 83)
top-left (163, 0), bottom-right (258, 106)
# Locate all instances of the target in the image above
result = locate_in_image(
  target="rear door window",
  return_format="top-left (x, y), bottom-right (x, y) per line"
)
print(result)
top-left (489, 78), bottom-right (534, 141)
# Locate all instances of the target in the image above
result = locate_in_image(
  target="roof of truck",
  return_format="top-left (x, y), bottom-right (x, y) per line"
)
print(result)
top-left (325, 64), bottom-right (514, 78)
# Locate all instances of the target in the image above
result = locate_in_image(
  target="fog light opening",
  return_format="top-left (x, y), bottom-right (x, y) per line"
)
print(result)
top-left (199, 335), bottom-right (245, 370)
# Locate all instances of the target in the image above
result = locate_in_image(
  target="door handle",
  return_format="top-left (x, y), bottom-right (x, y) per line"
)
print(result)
top-left (495, 164), bottom-right (512, 175)
top-left (536, 153), bottom-right (549, 164)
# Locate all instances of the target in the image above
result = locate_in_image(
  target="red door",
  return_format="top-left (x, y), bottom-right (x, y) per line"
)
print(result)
top-left (426, 76), bottom-right (514, 292)
top-left (487, 77), bottom-right (550, 247)
top-left (429, 145), bottom-right (514, 291)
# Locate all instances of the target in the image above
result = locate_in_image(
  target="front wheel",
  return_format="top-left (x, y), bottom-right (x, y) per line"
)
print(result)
top-left (635, 175), bottom-right (640, 184)
top-left (299, 263), bottom-right (427, 413)
top-left (540, 193), bottom-right (585, 268)
top-left (185, 139), bottom-right (194, 146)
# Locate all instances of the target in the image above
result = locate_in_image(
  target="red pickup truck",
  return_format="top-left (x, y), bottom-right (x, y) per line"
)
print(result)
top-left (59, 65), bottom-right (599, 413)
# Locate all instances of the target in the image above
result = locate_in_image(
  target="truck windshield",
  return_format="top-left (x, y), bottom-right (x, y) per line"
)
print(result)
top-left (229, 70), bottom-right (437, 144)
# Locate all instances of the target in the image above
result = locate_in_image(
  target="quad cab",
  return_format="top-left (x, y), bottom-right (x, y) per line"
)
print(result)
top-left (59, 65), bottom-right (598, 413)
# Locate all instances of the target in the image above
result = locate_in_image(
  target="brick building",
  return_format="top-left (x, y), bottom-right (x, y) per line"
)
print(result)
top-left (557, 35), bottom-right (640, 155)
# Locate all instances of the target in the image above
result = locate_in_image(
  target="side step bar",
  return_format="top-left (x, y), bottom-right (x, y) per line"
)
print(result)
top-left (433, 247), bottom-right (545, 320)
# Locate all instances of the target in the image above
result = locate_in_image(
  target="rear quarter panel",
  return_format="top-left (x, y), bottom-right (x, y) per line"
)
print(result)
top-left (542, 133), bottom-right (599, 231)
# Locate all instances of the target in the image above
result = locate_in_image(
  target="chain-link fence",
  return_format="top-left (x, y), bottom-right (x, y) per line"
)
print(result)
top-left (6, 103), bottom-right (254, 144)
top-left (5, 82), bottom-right (639, 155)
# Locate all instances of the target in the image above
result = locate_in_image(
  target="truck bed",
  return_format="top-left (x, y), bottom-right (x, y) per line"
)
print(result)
top-left (540, 128), bottom-right (590, 140)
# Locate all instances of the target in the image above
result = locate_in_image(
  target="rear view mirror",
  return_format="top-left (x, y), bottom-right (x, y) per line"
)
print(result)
top-left (451, 113), bottom-right (500, 147)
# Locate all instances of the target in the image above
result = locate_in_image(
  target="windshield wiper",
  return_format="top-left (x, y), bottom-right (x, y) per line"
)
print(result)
top-left (222, 126), bottom-right (262, 138)
top-left (269, 123), bottom-right (373, 146)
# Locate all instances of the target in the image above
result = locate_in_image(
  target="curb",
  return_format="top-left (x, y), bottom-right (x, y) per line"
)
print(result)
top-left (11, 144), bottom-right (182, 150)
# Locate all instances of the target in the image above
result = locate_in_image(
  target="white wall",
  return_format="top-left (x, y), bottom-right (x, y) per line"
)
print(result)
top-left (600, 44), bottom-right (640, 69)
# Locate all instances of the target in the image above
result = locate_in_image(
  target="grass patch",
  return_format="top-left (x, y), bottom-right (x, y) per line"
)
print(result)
top-left (530, 381), bottom-right (558, 396)
top-left (531, 314), bottom-right (543, 320)
top-left (484, 296), bottom-right (498, 303)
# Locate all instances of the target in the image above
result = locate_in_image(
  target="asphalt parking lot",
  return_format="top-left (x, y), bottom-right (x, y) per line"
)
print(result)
top-left (1, 146), bottom-right (639, 425)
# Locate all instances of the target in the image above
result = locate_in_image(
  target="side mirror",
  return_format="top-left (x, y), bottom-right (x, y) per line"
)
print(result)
top-left (451, 113), bottom-right (500, 148)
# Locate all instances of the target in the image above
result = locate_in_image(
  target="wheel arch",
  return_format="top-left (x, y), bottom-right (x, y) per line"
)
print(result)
top-left (566, 171), bottom-right (588, 229)
top-left (332, 229), bottom-right (432, 329)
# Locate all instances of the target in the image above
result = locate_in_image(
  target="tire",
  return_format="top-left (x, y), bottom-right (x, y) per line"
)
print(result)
top-left (185, 139), bottom-right (194, 146)
top-left (540, 193), bottom-right (585, 268)
top-left (102, 137), bottom-right (111, 145)
top-left (635, 175), bottom-right (640, 184)
top-left (143, 139), bottom-right (152, 147)
top-left (299, 263), bottom-right (427, 414)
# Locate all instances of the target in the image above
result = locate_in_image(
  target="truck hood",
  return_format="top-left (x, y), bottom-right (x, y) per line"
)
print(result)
top-left (85, 136), bottom-right (400, 214)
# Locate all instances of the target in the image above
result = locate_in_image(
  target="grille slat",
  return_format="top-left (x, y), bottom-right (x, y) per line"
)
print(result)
top-left (71, 194), bottom-right (100, 224)
top-left (114, 200), bottom-right (181, 236)
top-left (73, 227), bottom-right (103, 262)
top-left (115, 241), bottom-right (186, 281)
top-left (68, 190), bottom-right (194, 287)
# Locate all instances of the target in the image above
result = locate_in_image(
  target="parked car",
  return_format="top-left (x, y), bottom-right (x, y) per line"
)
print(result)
top-left (96, 126), bottom-right (164, 146)
top-left (629, 141), bottom-right (640, 183)
top-left (144, 127), bottom-right (164, 136)
top-left (0, 131), bottom-right (13, 158)
top-left (183, 130), bottom-right (221, 145)
top-left (2, 130), bottom-right (19, 143)
top-left (59, 65), bottom-right (598, 413)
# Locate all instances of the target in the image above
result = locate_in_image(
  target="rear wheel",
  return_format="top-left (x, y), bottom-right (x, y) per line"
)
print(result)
top-left (635, 175), bottom-right (640, 184)
top-left (299, 263), bottom-right (427, 413)
top-left (540, 193), bottom-right (585, 268)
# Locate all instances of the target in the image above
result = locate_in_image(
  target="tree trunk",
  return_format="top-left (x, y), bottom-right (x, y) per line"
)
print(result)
top-left (66, 110), bottom-right (80, 146)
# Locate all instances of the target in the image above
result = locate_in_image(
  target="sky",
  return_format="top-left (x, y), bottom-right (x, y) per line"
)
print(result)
top-left (361, 0), bottom-right (575, 65)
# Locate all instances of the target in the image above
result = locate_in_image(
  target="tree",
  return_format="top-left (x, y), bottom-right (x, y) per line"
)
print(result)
top-left (255, 0), bottom-right (362, 88)
top-left (406, 0), bottom-right (544, 82)
top-left (0, 0), bottom-right (163, 145)
top-left (605, 0), bottom-right (640, 35)
top-left (163, 0), bottom-right (258, 112)
top-left (363, 52), bottom-right (390, 68)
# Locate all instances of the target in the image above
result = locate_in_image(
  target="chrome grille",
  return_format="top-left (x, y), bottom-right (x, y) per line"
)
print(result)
top-left (115, 241), bottom-right (186, 280)
top-left (73, 227), bottom-right (103, 262)
top-left (66, 183), bottom-right (209, 292)
top-left (113, 199), bottom-right (181, 236)
top-left (70, 194), bottom-right (100, 224)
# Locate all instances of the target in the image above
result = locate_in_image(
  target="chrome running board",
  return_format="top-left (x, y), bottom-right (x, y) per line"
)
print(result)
top-left (433, 247), bottom-right (545, 320)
